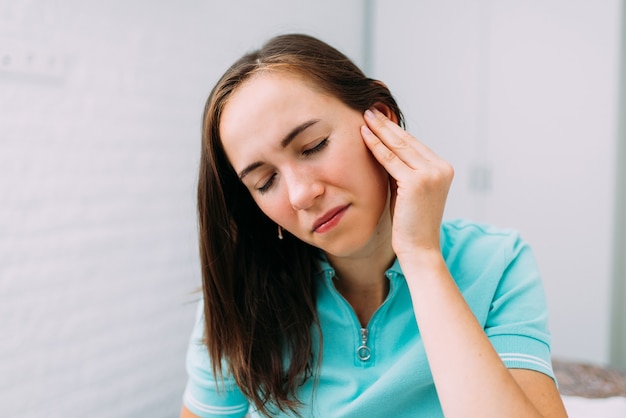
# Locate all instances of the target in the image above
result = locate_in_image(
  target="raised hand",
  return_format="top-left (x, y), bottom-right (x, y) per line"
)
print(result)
top-left (361, 108), bottom-right (454, 258)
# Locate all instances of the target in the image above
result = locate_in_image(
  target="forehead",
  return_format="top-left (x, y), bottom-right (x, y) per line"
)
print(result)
top-left (219, 71), bottom-right (338, 164)
top-left (220, 71), bottom-right (325, 133)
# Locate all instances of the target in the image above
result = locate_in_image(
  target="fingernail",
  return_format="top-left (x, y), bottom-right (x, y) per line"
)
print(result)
top-left (361, 125), bottom-right (373, 135)
top-left (364, 109), bottom-right (375, 119)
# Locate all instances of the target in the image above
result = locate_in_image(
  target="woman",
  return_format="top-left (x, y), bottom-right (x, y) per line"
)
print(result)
top-left (181, 34), bottom-right (567, 417)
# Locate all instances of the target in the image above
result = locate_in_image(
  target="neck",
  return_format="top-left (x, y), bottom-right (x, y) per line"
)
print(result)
top-left (326, 238), bottom-right (396, 327)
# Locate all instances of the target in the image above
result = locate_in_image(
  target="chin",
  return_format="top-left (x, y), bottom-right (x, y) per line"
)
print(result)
top-left (317, 227), bottom-right (380, 259)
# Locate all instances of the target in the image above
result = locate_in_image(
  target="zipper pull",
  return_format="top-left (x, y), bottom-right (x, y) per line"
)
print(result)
top-left (357, 327), bottom-right (371, 361)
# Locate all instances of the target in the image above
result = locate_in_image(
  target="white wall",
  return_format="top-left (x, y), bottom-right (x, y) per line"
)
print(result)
top-left (374, 0), bottom-right (622, 365)
top-left (0, 1), bottom-right (364, 417)
top-left (611, 0), bottom-right (626, 370)
top-left (2, 1), bottom-right (623, 416)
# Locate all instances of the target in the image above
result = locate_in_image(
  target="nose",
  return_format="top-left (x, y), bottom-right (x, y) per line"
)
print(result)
top-left (284, 168), bottom-right (324, 211)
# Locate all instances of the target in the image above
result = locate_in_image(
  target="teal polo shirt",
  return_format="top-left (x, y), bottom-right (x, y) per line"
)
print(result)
top-left (183, 219), bottom-right (555, 417)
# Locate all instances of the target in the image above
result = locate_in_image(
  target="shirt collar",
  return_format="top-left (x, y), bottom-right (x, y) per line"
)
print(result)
top-left (316, 252), bottom-right (404, 280)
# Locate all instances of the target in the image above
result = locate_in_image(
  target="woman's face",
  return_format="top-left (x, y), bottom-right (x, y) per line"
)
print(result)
top-left (219, 71), bottom-right (391, 258)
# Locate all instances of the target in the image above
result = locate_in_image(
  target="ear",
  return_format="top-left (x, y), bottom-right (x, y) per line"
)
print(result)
top-left (371, 102), bottom-right (399, 125)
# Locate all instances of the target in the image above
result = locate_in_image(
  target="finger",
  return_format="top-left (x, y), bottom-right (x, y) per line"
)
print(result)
top-left (364, 108), bottom-right (439, 162)
top-left (364, 109), bottom-right (419, 167)
top-left (361, 124), bottom-right (413, 180)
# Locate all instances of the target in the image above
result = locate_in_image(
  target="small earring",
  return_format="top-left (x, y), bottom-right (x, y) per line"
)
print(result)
top-left (277, 225), bottom-right (283, 240)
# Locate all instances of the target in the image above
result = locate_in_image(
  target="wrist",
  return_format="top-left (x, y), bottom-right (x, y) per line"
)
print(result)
top-left (396, 248), bottom-right (448, 285)
top-left (396, 246), bottom-right (445, 268)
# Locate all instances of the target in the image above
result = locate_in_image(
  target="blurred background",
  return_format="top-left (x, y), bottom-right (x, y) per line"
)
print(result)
top-left (0, 0), bottom-right (624, 416)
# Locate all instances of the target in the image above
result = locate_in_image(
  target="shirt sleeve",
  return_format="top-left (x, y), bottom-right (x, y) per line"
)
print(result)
top-left (484, 233), bottom-right (555, 380)
top-left (182, 300), bottom-right (250, 417)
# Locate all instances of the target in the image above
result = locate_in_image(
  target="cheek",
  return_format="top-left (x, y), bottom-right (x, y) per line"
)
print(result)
top-left (253, 193), bottom-right (291, 225)
top-left (362, 152), bottom-right (390, 207)
top-left (359, 141), bottom-right (388, 184)
top-left (253, 198), bottom-right (277, 221)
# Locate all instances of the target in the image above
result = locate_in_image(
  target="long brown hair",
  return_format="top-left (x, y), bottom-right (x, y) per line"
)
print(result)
top-left (197, 33), bottom-right (404, 416)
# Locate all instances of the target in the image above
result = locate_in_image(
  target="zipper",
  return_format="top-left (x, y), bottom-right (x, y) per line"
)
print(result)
top-left (357, 327), bottom-right (371, 361)
top-left (325, 268), bottom-right (397, 364)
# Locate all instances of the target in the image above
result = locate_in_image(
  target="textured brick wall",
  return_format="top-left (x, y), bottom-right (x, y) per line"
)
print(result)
top-left (0, 1), bottom-right (363, 417)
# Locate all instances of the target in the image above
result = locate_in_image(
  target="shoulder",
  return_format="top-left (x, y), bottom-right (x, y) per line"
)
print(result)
top-left (440, 220), bottom-right (554, 374)
top-left (441, 219), bottom-right (526, 266)
top-left (183, 299), bottom-right (251, 417)
top-left (439, 219), bottom-right (544, 311)
top-left (441, 218), bottom-right (521, 245)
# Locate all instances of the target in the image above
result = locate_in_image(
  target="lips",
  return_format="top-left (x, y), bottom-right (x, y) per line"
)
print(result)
top-left (312, 205), bottom-right (349, 233)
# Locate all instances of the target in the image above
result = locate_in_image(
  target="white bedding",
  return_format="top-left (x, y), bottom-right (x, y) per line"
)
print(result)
top-left (562, 395), bottom-right (626, 417)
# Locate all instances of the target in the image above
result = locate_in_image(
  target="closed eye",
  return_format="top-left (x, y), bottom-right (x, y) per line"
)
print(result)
top-left (254, 138), bottom-right (328, 194)
top-left (302, 138), bottom-right (328, 156)
top-left (256, 173), bottom-right (276, 194)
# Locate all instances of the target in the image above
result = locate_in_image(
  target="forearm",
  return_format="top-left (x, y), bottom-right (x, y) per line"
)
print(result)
top-left (399, 249), bottom-right (542, 418)
top-left (362, 108), bottom-right (564, 416)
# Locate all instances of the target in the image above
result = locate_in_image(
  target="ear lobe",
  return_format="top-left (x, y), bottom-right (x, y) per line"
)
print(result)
top-left (371, 102), bottom-right (399, 124)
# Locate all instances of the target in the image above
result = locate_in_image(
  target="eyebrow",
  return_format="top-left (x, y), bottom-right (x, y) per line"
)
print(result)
top-left (237, 119), bottom-right (320, 180)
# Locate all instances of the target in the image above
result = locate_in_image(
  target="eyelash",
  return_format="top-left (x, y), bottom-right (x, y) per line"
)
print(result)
top-left (256, 138), bottom-right (329, 194)
top-left (257, 173), bottom-right (276, 194)
top-left (302, 138), bottom-right (329, 156)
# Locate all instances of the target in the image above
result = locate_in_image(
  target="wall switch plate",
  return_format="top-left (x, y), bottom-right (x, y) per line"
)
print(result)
top-left (0, 39), bottom-right (65, 79)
